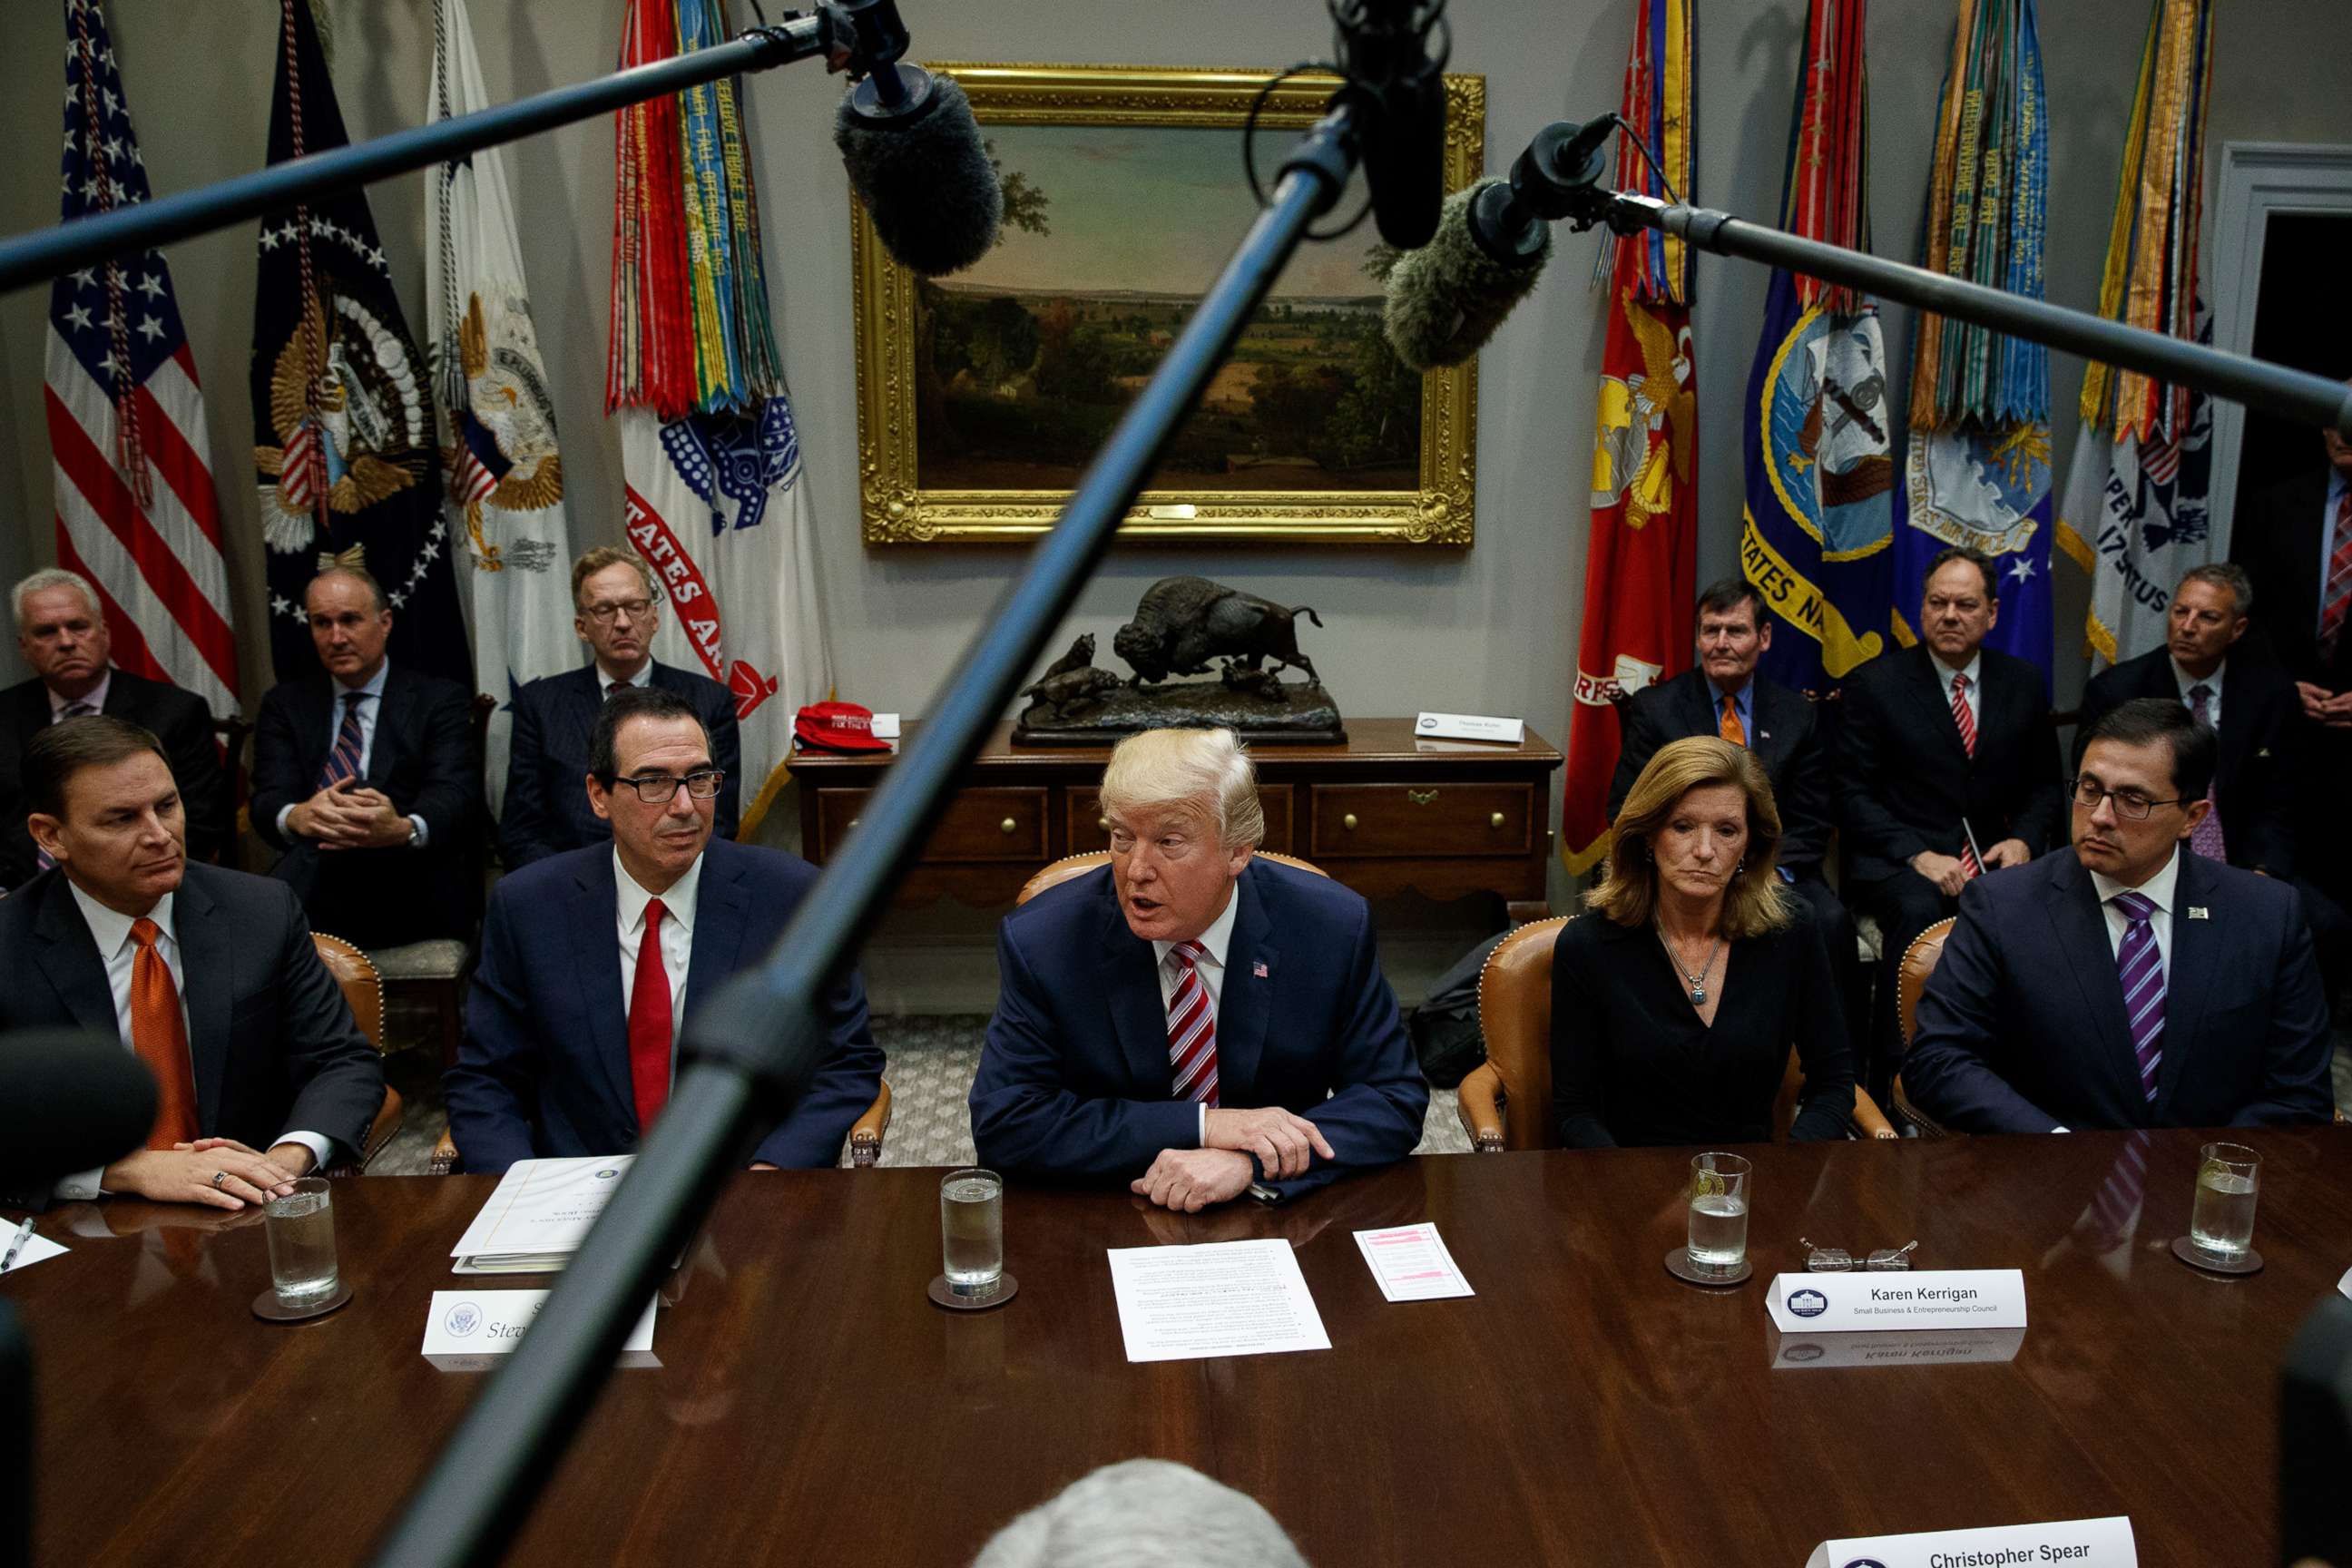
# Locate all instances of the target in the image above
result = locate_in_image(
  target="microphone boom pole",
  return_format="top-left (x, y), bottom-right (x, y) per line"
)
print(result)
top-left (368, 104), bottom-right (1365, 1568)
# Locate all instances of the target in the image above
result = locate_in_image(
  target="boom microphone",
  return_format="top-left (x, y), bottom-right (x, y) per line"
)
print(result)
top-left (0, 1031), bottom-right (157, 1195)
top-left (1329, 0), bottom-right (1449, 250)
top-left (834, 64), bottom-right (1004, 278)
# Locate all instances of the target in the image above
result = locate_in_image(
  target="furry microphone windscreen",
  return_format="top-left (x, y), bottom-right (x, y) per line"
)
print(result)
top-left (834, 69), bottom-right (1004, 278)
top-left (1381, 177), bottom-right (1550, 373)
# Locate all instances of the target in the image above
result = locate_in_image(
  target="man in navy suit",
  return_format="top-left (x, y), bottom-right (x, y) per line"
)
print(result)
top-left (970, 728), bottom-right (1428, 1208)
top-left (250, 566), bottom-right (475, 949)
top-left (499, 547), bottom-right (740, 867)
top-left (0, 717), bottom-right (382, 1209)
top-left (2, 568), bottom-right (230, 886)
top-left (1906, 699), bottom-right (2332, 1133)
top-left (448, 684), bottom-right (882, 1171)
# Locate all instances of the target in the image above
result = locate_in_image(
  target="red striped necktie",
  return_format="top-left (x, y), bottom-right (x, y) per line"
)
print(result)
top-left (2320, 488), bottom-right (2352, 661)
top-left (1950, 672), bottom-right (1983, 878)
top-left (1164, 940), bottom-right (1220, 1108)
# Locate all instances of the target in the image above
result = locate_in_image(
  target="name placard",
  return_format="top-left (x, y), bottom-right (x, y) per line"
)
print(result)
top-left (1413, 710), bottom-right (1525, 745)
top-left (1764, 1269), bottom-right (2026, 1333)
top-left (1806, 1514), bottom-right (2134, 1568)
top-left (1769, 1326), bottom-right (2025, 1371)
top-left (421, 1289), bottom-right (659, 1372)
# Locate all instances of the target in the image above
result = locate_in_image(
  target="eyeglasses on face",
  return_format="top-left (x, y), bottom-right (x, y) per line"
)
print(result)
top-left (609, 769), bottom-right (725, 803)
top-left (2066, 776), bottom-right (2188, 821)
top-left (581, 598), bottom-right (656, 624)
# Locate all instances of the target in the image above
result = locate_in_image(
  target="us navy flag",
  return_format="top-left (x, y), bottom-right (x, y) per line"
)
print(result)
top-left (250, 0), bottom-right (468, 684)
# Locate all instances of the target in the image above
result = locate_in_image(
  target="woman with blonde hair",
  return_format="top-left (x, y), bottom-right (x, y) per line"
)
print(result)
top-left (1550, 736), bottom-right (1855, 1148)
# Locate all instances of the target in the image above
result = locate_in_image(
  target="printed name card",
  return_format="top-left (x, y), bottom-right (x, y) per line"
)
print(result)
top-left (421, 1289), bottom-right (658, 1371)
top-left (1805, 1514), bottom-right (2134, 1568)
top-left (1764, 1269), bottom-right (2026, 1334)
top-left (1769, 1326), bottom-right (2026, 1371)
top-left (1413, 711), bottom-right (1525, 744)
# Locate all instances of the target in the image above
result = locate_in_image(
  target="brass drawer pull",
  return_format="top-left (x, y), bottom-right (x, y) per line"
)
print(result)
top-left (1343, 812), bottom-right (1358, 831)
top-left (1408, 789), bottom-right (1438, 806)
top-left (1000, 818), bottom-right (1018, 835)
top-left (1490, 812), bottom-right (1505, 828)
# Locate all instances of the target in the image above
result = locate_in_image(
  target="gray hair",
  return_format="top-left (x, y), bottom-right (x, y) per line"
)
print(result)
top-left (12, 568), bottom-right (102, 631)
top-left (307, 564), bottom-right (388, 616)
top-left (2178, 562), bottom-right (2253, 619)
top-left (971, 1460), bottom-right (1308, 1568)
top-left (1097, 728), bottom-right (1265, 850)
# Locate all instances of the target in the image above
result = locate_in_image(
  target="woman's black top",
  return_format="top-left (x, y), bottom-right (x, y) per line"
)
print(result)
top-left (1548, 909), bottom-right (1856, 1149)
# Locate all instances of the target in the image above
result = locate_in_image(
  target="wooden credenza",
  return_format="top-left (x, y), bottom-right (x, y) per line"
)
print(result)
top-left (789, 719), bottom-right (1564, 923)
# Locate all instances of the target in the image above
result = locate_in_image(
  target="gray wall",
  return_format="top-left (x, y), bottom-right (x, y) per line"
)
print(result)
top-left (3, 0), bottom-right (2348, 1002)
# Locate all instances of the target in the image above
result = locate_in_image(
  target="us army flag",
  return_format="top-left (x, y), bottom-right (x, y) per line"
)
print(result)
top-left (427, 0), bottom-right (576, 813)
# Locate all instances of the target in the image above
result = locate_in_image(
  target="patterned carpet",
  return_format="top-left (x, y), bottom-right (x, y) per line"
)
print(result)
top-left (373, 1014), bottom-right (1473, 1175)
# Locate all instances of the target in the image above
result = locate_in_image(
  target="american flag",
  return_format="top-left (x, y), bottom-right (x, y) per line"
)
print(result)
top-left (45, 0), bottom-right (235, 716)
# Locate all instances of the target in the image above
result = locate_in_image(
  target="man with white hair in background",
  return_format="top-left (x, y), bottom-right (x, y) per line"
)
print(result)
top-left (1, 568), bottom-right (230, 888)
top-left (970, 727), bottom-right (1427, 1209)
top-left (970, 1459), bottom-right (1310, 1568)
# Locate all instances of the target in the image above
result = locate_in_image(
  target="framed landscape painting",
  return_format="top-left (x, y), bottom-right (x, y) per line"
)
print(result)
top-left (849, 63), bottom-right (1486, 546)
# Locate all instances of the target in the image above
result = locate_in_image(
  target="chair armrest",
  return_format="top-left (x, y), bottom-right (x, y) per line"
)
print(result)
top-left (429, 1125), bottom-right (459, 1177)
top-left (1850, 1087), bottom-right (1898, 1142)
top-left (328, 1086), bottom-right (406, 1178)
top-left (1456, 1063), bottom-right (1507, 1153)
top-left (1890, 1076), bottom-right (1950, 1140)
top-left (849, 1080), bottom-right (893, 1169)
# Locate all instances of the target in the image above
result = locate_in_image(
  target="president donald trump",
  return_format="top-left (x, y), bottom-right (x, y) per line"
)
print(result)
top-left (971, 728), bottom-right (1427, 1208)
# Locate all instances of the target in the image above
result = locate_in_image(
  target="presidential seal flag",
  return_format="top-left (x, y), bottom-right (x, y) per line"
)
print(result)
top-left (1559, 0), bottom-right (1699, 874)
top-left (428, 0), bottom-right (575, 812)
top-left (1892, 0), bottom-right (2056, 679)
top-left (609, 0), bottom-right (830, 836)
top-left (251, 0), bottom-right (467, 685)
top-left (48, 0), bottom-right (236, 717)
top-left (2055, 0), bottom-right (2218, 667)
top-left (1740, 0), bottom-right (1895, 694)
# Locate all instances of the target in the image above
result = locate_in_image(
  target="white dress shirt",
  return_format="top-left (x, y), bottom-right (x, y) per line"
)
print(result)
top-left (47, 668), bottom-right (111, 721)
top-left (2088, 845), bottom-right (2181, 975)
top-left (2173, 657), bottom-right (2224, 731)
top-left (273, 660), bottom-right (428, 846)
top-left (616, 848), bottom-right (703, 1087)
top-left (1152, 881), bottom-right (1240, 1143)
top-left (1929, 649), bottom-right (1984, 733)
top-left (54, 882), bottom-right (331, 1200)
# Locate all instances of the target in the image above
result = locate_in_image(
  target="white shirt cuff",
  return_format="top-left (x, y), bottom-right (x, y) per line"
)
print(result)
top-left (1197, 1103), bottom-right (1207, 1147)
top-left (54, 1165), bottom-right (105, 1202)
top-left (2052, 1125), bottom-right (2070, 1134)
top-left (276, 802), bottom-right (298, 838)
top-left (278, 1131), bottom-right (336, 1172)
top-left (407, 814), bottom-right (430, 848)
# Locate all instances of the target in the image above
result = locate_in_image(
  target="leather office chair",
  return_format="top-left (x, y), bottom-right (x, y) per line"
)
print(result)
top-left (312, 931), bottom-right (403, 1173)
top-left (1458, 915), bottom-right (1899, 1150)
top-left (1014, 848), bottom-right (1329, 907)
top-left (1892, 916), bottom-right (1957, 1137)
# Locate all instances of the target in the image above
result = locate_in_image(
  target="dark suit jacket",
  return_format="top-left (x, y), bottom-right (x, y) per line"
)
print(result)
top-left (1608, 670), bottom-right (1834, 874)
top-left (500, 662), bottom-right (741, 868)
top-left (969, 859), bottom-right (1429, 1200)
top-left (1906, 849), bottom-right (2332, 1133)
top-left (0, 668), bottom-right (230, 887)
top-left (2074, 647), bottom-right (2299, 877)
top-left (446, 838), bottom-right (884, 1172)
top-left (2232, 469), bottom-right (2347, 688)
top-left (0, 862), bottom-right (385, 1160)
top-left (1836, 642), bottom-right (2064, 884)
top-left (250, 662), bottom-right (475, 947)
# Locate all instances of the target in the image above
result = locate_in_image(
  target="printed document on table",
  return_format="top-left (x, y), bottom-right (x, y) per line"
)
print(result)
top-left (1106, 1239), bottom-right (1331, 1363)
top-left (0, 1231), bottom-right (67, 1276)
top-left (1352, 1222), bottom-right (1475, 1301)
top-left (450, 1156), bottom-right (633, 1274)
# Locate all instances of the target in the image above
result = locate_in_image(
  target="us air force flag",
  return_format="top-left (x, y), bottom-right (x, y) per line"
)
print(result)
top-left (251, 0), bottom-right (467, 685)
top-left (622, 404), bottom-right (829, 834)
top-left (428, 0), bottom-right (575, 813)
top-left (1896, 426), bottom-right (2055, 671)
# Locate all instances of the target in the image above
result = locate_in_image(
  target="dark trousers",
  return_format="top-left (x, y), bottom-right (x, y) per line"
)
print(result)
top-left (1783, 871), bottom-right (1871, 1083)
top-left (1848, 867), bottom-right (1963, 1102)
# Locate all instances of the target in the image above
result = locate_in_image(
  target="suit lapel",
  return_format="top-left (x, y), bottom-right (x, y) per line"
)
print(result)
top-left (1906, 649), bottom-right (1971, 763)
top-left (1750, 681), bottom-right (1797, 770)
top-left (2153, 851), bottom-right (2214, 1115)
top-left (1216, 867), bottom-right (1276, 1102)
top-left (28, 877), bottom-right (122, 1039)
top-left (171, 872), bottom-right (234, 1134)
top-left (1676, 673), bottom-right (1720, 742)
top-left (1099, 883), bottom-right (1176, 1095)
top-left (366, 666), bottom-right (409, 789)
top-left (2039, 856), bottom-right (2146, 1114)
top-left (569, 855), bottom-right (638, 1120)
top-left (681, 845), bottom-right (750, 1028)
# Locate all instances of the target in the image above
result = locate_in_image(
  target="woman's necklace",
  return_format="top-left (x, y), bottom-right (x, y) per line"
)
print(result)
top-left (1654, 923), bottom-right (1725, 1006)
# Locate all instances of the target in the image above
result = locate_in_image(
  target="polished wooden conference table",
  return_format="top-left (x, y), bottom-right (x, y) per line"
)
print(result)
top-left (10, 1126), bottom-right (2349, 1566)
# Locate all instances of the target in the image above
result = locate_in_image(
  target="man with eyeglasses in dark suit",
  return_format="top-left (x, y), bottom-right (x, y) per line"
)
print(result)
top-left (448, 684), bottom-right (882, 1171)
top-left (499, 547), bottom-right (741, 868)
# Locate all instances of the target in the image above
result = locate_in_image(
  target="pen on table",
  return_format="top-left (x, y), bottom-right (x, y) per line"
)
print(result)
top-left (1961, 816), bottom-right (1986, 877)
top-left (1, 1216), bottom-right (34, 1274)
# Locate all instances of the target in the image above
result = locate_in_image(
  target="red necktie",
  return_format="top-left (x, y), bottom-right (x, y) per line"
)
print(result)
top-left (2320, 489), bottom-right (2352, 660)
top-left (1165, 940), bottom-right (1220, 1108)
top-left (1950, 673), bottom-right (1984, 879)
top-left (130, 917), bottom-right (200, 1147)
top-left (627, 898), bottom-right (672, 1132)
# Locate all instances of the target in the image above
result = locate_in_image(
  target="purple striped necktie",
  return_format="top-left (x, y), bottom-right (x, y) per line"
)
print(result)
top-left (2185, 684), bottom-right (2227, 862)
top-left (317, 691), bottom-right (370, 789)
top-left (1164, 939), bottom-right (1220, 1109)
top-left (2112, 890), bottom-right (2164, 1102)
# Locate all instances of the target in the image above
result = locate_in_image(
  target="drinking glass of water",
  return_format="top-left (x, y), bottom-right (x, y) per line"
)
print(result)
top-left (264, 1177), bottom-right (339, 1308)
top-left (940, 1168), bottom-right (1004, 1300)
top-left (1686, 1152), bottom-right (1752, 1274)
top-left (2189, 1142), bottom-right (2260, 1261)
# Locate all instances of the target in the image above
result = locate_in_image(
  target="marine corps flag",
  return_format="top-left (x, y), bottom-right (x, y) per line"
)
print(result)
top-left (2055, 0), bottom-right (2218, 667)
top-left (609, 0), bottom-right (830, 837)
top-left (428, 0), bottom-right (577, 813)
top-left (1560, 0), bottom-right (1699, 875)
top-left (251, 0), bottom-right (468, 685)
top-left (1740, 0), bottom-right (1895, 695)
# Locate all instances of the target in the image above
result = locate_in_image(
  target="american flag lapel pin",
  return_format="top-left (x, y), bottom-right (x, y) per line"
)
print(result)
top-left (1252, 960), bottom-right (1269, 978)
top-left (2187, 906), bottom-right (2209, 920)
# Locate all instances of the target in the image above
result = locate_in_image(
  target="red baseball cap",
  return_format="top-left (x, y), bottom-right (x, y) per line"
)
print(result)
top-left (794, 701), bottom-right (893, 753)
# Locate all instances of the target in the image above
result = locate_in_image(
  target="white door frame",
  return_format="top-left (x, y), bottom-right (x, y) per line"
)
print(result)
top-left (2209, 141), bottom-right (2352, 554)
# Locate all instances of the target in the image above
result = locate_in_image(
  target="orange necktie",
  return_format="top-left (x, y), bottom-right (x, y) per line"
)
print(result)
top-left (1719, 696), bottom-right (1746, 747)
top-left (130, 917), bottom-right (200, 1147)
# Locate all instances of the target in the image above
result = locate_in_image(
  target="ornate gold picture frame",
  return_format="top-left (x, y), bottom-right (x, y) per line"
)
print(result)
top-left (850, 63), bottom-right (1486, 546)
